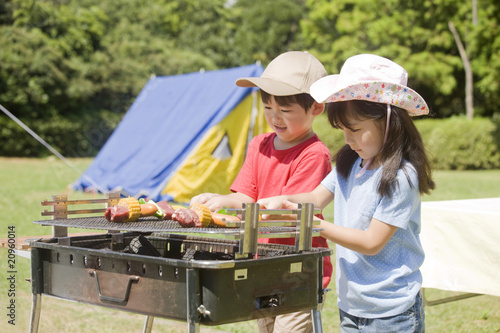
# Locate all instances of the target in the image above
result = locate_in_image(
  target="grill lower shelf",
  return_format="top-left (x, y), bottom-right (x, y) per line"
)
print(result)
top-left (30, 233), bottom-right (331, 326)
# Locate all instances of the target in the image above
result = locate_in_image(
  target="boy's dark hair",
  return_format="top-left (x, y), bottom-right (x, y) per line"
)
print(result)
top-left (261, 90), bottom-right (316, 112)
top-left (327, 100), bottom-right (435, 197)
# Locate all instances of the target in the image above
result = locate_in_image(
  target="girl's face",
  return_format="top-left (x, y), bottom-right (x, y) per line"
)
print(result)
top-left (264, 96), bottom-right (322, 149)
top-left (341, 116), bottom-right (385, 166)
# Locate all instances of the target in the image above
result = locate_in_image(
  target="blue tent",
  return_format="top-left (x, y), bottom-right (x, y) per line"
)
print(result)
top-left (74, 64), bottom-right (269, 202)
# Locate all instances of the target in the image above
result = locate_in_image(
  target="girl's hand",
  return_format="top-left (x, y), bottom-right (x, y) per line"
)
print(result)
top-left (257, 196), bottom-right (287, 210)
top-left (282, 200), bottom-right (299, 210)
top-left (258, 196), bottom-right (298, 220)
top-left (270, 199), bottom-right (300, 221)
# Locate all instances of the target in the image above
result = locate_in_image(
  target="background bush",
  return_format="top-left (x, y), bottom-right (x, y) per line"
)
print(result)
top-left (313, 114), bottom-right (500, 170)
top-left (419, 116), bottom-right (500, 170)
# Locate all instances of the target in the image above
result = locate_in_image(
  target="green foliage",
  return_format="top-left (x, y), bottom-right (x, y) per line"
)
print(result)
top-left (0, 0), bottom-right (221, 157)
top-left (0, 0), bottom-right (13, 25)
top-left (232, 0), bottom-right (308, 65)
top-left (302, 0), bottom-right (500, 118)
top-left (417, 116), bottom-right (500, 170)
top-left (2, 0), bottom-right (219, 118)
top-left (0, 26), bottom-right (69, 118)
top-left (468, 0), bottom-right (500, 116)
top-left (1, 0), bottom-right (500, 157)
top-left (172, 0), bottom-right (238, 68)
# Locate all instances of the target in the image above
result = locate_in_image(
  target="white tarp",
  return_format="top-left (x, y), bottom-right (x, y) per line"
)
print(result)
top-left (420, 198), bottom-right (500, 297)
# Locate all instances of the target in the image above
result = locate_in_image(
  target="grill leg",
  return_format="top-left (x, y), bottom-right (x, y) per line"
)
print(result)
top-left (29, 294), bottom-right (42, 333)
top-left (186, 268), bottom-right (201, 333)
top-left (143, 316), bottom-right (154, 333)
top-left (311, 308), bottom-right (323, 333)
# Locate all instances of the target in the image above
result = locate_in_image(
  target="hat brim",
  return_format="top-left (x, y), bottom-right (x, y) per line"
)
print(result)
top-left (236, 77), bottom-right (306, 96)
top-left (310, 75), bottom-right (429, 116)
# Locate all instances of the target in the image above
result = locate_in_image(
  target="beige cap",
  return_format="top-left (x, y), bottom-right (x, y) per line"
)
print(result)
top-left (236, 51), bottom-right (327, 96)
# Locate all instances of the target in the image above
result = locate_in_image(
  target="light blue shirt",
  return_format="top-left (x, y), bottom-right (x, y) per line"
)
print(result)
top-left (321, 157), bottom-right (424, 318)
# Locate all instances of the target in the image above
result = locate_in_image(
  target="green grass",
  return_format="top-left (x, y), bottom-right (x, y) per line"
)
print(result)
top-left (424, 169), bottom-right (500, 201)
top-left (1, 157), bottom-right (499, 332)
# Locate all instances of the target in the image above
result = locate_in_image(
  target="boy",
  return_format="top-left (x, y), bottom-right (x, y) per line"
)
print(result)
top-left (190, 51), bottom-right (332, 333)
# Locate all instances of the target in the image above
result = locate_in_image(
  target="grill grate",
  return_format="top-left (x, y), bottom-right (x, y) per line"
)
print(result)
top-left (33, 216), bottom-right (232, 233)
top-left (33, 216), bottom-right (312, 235)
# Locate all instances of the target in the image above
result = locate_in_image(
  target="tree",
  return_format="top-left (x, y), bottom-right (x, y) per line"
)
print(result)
top-left (173, 0), bottom-right (238, 68)
top-left (232, 0), bottom-right (308, 66)
top-left (1, 0), bottom-right (219, 120)
top-left (2, 0), bottom-right (499, 156)
top-left (466, 0), bottom-right (500, 117)
top-left (448, 21), bottom-right (473, 119)
top-left (0, 0), bottom-right (13, 25)
top-left (302, 0), bottom-right (500, 118)
top-left (0, 0), bottom-right (219, 156)
top-left (301, 0), bottom-right (473, 118)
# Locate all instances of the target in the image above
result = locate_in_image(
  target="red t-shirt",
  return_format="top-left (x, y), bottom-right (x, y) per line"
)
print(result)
top-left (231, 132), bottom-right (333, 288)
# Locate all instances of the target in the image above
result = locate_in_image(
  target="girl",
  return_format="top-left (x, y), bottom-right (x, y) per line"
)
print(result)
top-left (258, 54), bottom-right (434, 333)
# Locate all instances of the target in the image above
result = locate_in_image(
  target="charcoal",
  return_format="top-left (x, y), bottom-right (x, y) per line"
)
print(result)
top-left (128, 235), bottom-right (161, 257)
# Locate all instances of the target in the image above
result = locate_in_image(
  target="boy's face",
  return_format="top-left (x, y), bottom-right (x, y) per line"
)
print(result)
top-left (264, 96), bottom-right (322, 149)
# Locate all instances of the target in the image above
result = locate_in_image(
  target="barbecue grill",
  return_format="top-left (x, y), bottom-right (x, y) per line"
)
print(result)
top-left (29, 194), bottom-right (332, 333)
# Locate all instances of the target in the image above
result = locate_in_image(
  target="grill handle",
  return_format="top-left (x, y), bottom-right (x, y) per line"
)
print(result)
top-left (88, 269), bottom-right (140, 305)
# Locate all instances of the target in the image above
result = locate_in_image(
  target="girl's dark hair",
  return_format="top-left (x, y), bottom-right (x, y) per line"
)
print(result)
top-left (327, 100), bottom-right (435, 197)
top-left (261, 90), bottom-right (316, 112)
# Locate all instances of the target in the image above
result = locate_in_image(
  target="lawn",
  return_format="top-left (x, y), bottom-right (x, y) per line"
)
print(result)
top-left (0, 157), bottom-right (499, 332)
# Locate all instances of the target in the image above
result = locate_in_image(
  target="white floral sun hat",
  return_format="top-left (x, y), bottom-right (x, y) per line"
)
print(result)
top-left (310, 54), bottom-right (429, 116)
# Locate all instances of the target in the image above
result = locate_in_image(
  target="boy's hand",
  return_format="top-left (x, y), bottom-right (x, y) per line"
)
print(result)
top-left (190, 193), bottom-right (218, 206)
top-left (203, 196), bottom-right (230, 213)
top-left (192, 192), bottom-right (253, 213)
top-left (191, 193), bottom-right (232, 213)
top-left (191, 194), bottom-right (224, 212)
